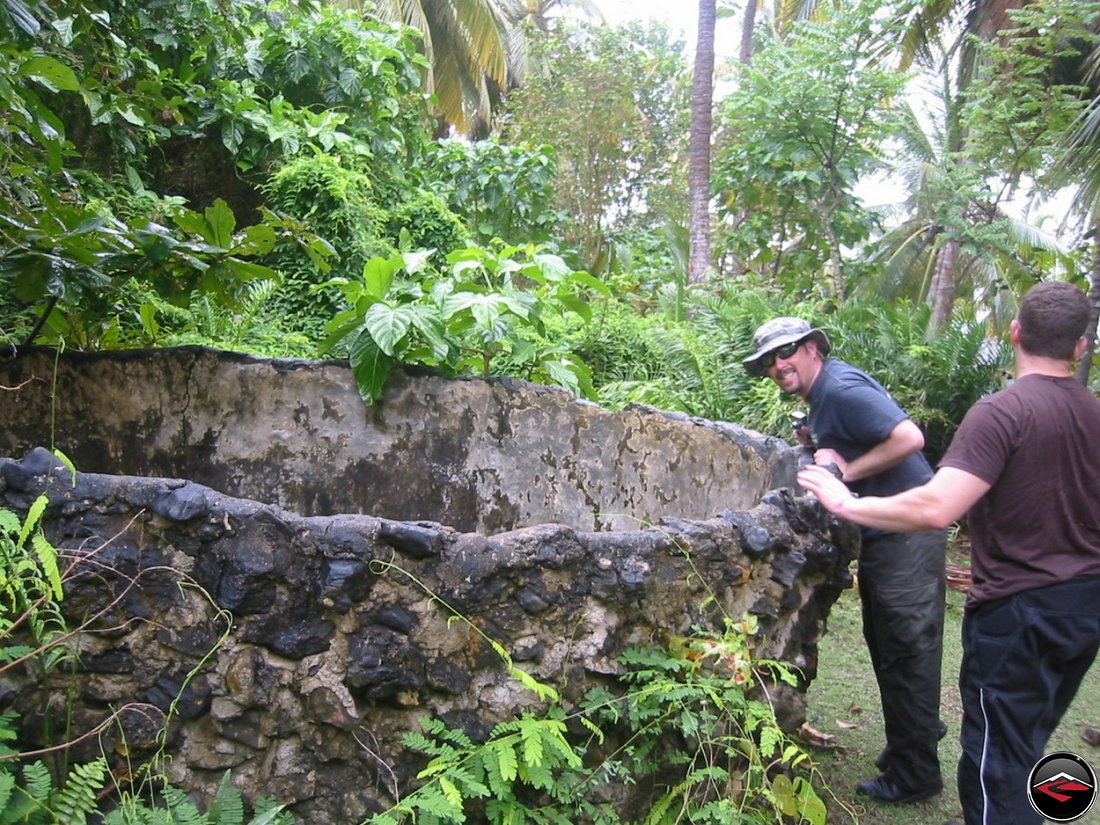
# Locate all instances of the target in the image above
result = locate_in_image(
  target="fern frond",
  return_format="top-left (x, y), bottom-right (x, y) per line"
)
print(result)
top-left (160, 784), bottom-right (205, 825)
top-left (21, 761), bottom-right (52, 802)
top-left (16, 496), bottom-right (47, 548)
top-left (52, 757), bottom-right (109, 824)
top-left (0, 773), bottom-right (15, 816)
top-left (30, 534), bottom-right (63, 601)
top-left (207, 771), bottom-right (246, 825)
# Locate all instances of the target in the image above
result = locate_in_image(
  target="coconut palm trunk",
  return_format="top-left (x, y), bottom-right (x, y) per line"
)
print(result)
top-left (688, 0), bottom-right (716, 284)
top-left (929, 236), bottom-right (960, 329)
top-left (1076, 217), bottom-right (1100, 386)
top-left (739, 0), bottom-right (756, 65)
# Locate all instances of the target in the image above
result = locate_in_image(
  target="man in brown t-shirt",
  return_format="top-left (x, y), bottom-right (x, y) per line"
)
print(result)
top-left (797, 281), bottom-right (1100, 825)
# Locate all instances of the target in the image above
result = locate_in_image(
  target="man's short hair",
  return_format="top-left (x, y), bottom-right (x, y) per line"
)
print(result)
top-left (1017, 281), bottom-right (1091, 360)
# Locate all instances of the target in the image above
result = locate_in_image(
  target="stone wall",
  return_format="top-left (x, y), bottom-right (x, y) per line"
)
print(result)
top-left (0, 347), bottom-right (857, 821)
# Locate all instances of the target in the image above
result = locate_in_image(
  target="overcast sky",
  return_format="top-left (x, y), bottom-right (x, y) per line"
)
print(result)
top-left (588, 1), bottom-right (742, 58)
top-left (593, 0), bottom-right (695, 30)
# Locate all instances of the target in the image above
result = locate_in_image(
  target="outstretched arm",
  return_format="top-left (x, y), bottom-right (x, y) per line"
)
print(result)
top-left (796, 464), bottom-right (991, 533)
top-left (813, 419), bottom-right (925, 482)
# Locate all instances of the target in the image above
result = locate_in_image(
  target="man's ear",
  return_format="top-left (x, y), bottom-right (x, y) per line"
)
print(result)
top-left (1009, 319), bottom-right (1021, 348)
top-left (1074, 336), bottom-right (1090, 361)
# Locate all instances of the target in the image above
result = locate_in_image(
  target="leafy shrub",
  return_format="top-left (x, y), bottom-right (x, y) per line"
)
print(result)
top-left (384, 193), bottom-right (470, 270)
top-left (367, 618), bottom-right (827, 825)
top-left (320, 243), bottom-right (607, 403)
top-left (421, 139), bottom-right (563, 245)
top-left (364, 552), bottom-right (828, 825)
top-left (261, 154), bottom-right (392, 340)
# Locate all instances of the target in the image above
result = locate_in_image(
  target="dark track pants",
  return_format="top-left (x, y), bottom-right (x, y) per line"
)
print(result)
top-left (957, 575), bottom-right (1100, 825)
top-left (859, 530), bottom-right (947, 790)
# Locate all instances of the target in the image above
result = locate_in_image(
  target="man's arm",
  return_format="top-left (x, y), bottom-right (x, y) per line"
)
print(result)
top-left (813, 418), bottom-right (925, 482)
top-left (796, 464), bottom-right (991, 533)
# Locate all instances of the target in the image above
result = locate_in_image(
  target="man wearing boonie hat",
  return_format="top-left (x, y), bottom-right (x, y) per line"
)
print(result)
top-left (745, 317), bottom-right (948, 806)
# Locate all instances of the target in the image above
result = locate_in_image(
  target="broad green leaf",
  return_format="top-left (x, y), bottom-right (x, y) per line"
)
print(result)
top-left (543, 360), bottom-right (582, 396)
top-left (138, 296), bottom-right (159, 337)
top-left (471, 298), bottom-right (504, 334)
top-left (225, 259), bottom-right (277, 282)
top-left (408, 306), bottom-right (450, 361)
top-left (364, 303), bottom-right (411, 356)
top-left (440, 291), bottom-right (480, 318)
top-left (554, 293), bottom-right (591, 322)
top-left (500, 293), bottom-right (535, 320)
top-left (363, 256), bottom-right (396, 300)
top-left (303, 237), bottom-right (335, 272)
top-left (452, 259), bottom-right (484, 277)
top-left (118, 106), bottom-right (146, 126)
top-left (16, 56), bottom-right (79, 92)
top-left (204, 199), bottom-right (236, 249)
top-left (566, 270), bottom-right (611, 296)
top-left (770, 772), bottom-right (798, 817)
top-left (349, 328), bottom-right (395, 404)
top-left (402, 249), bottom-right (434, 275)
top-left (533, 253), bottom-right (570, 281)
top-left (232, 224), bottom-right (276, 256)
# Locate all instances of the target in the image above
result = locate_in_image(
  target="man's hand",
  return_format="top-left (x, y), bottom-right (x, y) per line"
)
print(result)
top-left (813, 448), bottom-right (847, 477)
top-left (797, 464), bottom-right (856, 516)
top-left (792, 421), bottom-right (815, 448)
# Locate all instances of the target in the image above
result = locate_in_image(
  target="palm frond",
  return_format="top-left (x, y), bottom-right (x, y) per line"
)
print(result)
top-left (1051, 96), bottom-right (1100, 213)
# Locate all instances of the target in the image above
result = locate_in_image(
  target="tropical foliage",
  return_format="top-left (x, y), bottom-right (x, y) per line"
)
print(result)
top-left (713, 0), bottom-right (910, 295)
top-left (497, 20), bottom-right (692, 269)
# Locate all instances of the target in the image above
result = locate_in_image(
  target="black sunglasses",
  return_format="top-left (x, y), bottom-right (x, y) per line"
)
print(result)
top-left (759, 339), bottom-right (805, 371)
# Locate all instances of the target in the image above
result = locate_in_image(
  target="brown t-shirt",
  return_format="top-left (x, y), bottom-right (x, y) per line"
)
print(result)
top-left (940, 373), bottom-right (1100, 609)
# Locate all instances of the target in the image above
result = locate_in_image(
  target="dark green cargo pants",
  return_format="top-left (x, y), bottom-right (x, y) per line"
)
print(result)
top-left (858, 529), bottom-right (947, 791)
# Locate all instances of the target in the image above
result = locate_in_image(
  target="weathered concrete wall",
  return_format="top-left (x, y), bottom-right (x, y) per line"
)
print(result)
top-left (0, 347), bottom-right (796, 533)
top-left (0, 449), bottom-right (856, 823)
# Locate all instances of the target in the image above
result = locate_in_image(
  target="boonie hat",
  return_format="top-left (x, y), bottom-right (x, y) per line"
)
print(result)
top-left (742, 317), bottom-right (831, 377)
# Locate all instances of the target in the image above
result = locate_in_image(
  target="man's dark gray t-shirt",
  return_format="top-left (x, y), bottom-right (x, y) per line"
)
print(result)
top-left (806, 358), bottom-right (933, 501)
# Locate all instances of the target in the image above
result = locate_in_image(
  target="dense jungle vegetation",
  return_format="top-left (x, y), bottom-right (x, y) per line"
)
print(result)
top-left (2, 0), bottom-right (1099, 821)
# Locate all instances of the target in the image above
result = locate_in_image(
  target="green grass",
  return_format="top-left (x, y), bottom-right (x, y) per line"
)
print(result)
top-left (802, 567), bottom-right (1100, 824)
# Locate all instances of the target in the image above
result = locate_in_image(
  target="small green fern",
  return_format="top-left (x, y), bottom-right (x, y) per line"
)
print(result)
top-left (102, 770), bottom-right (292, 825)
top-left (0, 757), bottom-right (106, 825)
top-left (371, 712), bottom-right (585, 825)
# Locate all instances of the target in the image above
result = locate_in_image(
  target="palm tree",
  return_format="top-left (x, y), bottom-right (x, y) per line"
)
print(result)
top-left (1048, 37), bottom-right (1100, 384)
top-left (506, 0), bottom-right (601, 31)
top-left (351, 0), bottom-right (516, 136)
top-left (736, 0), bottom-right (829, 63)
top-left (862, 68), bottom-right (1072, 331)
top-left (502, 0), bottom-right (602, 89)
top-left (885, 0), bottom-right (1100, 335)
top-left (688, 0), bottom-right (717, 283)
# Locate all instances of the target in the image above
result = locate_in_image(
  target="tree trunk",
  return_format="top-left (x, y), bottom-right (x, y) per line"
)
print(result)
top-left (1076, 216), bottom-right (1100, 386)
top-left (688, 0), bottom-right (716, 284)
top-left (929, 238), bottom-right (960, 329)
top-left (739, 0), bottom-right (756, 66)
